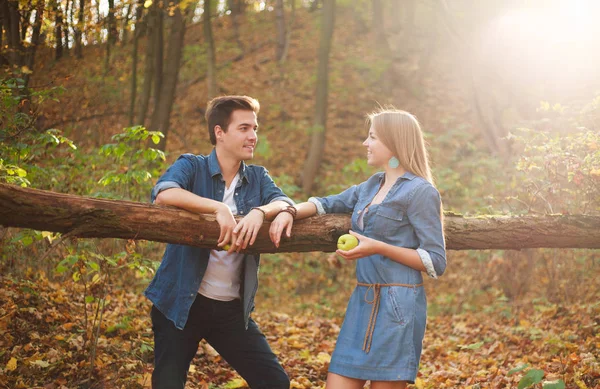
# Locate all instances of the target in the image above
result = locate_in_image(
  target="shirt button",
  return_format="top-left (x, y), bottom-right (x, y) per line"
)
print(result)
top-left (235, 193), bottom-right (238, 196)
top-left (190, 294), bottom-right (194, 297)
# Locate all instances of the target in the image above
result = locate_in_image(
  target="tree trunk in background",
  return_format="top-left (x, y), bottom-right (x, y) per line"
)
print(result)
top-left (20, 6), bottom-right (30, 42)
top-left (301, 0), bottom-right (335, 194)
top-left (122, 1), bottom-right (133, 43)
top-left (6, 0), bottom-right (22, 66)
top-left (63, 0), bottom-right (70, 52)
top-left (204, 0), bottom-right (218, 98)
top-left (74, 0), bottom-right (85, 58)
top-left (275, 0), bottom-right (286, 61)
top-left (153, 7), bottom-right (164, 111)
top-left (3, 184), bottom-right (600, 252)
top-left (372, 0), bottom-right (384, 41)
top-left (137, 2), bottom-right (158, 126)
top-left (23, 0), bottom-right (44, 88)
top-left (128, 0), bottom-right (145, 126)
top-left (279, 0), bottom-right (295, 64)
top-left (149, 2), bottom-right (189, 151)
top-left (0, 10), bottom-right (4, 64)
top-left (53, 0), bottom-right (64, 60)
top-left (229, 0), bottom-right (244, 53)
top-left (107, 0), bottom-right (117, 44)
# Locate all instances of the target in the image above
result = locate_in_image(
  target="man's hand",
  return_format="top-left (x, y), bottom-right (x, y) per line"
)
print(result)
top-left (232, 208), bottom-right (266, 251)
top-left (269, 212), bottom-right (294, 248)
top-left (215, 203), bottom-right (237, 251)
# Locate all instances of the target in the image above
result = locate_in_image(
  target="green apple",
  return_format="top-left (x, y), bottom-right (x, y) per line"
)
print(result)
top-left (337, 234), bottom-right (359, 251)
top-left (222, 244), bottom-right (231, 251)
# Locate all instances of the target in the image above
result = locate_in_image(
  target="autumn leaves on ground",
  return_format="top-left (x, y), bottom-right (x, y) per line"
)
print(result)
top-left (1, 249), bottom-right (599, 389)
top-left (1, 1), bottom-right (600, 389)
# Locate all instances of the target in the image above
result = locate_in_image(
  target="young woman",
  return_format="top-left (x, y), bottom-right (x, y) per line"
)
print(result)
top-left (276, 108), bottom-right (446, 388)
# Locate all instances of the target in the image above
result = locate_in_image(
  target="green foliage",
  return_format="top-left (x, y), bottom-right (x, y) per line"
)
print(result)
top-left (97, 125), bottom-right (165, 200)
top-left (509, 125), bottom-right (599, 214)
top-left (0, 78), bottom-right (71, 188)
top-left (508, 364), bottom-right (565, 389)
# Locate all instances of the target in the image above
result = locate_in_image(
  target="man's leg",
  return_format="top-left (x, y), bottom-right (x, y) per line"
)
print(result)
top-left (151, 301), bottom-right (206, 389)
top-left (205, 301), bottom-right (290, 389)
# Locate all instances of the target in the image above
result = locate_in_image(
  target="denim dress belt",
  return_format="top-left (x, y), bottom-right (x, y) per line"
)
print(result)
top-left (357, 282), bottom-right (424, 353)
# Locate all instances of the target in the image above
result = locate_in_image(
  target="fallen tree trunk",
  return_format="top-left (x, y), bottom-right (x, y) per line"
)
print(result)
top-left (1, 184), bottom-right (599, 252)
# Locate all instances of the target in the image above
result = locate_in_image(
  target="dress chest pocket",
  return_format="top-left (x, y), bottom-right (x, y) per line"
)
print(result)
top-left (373, 204), bottom-right (407, 233)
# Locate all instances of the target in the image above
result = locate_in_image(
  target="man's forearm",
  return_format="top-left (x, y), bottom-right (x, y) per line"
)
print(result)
top-left (154, 187), bottom-right (225, 215)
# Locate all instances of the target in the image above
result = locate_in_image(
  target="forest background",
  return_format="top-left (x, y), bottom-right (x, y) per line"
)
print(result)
top-left (1, 0), bottom-right (599, 388)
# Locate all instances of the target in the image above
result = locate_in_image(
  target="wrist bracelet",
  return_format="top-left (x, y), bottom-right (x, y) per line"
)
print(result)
top-left (280, 205), bottom-right (297, 219)
top-left (250, 207), bottom-right (266, 220)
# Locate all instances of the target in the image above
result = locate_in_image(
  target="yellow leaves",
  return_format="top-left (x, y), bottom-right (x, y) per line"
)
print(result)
top-left (290, 376), bottom-right (313, 388)
top-left (21, 66), bottom-right (33, 74)
top-left (6, 357), bottom-right (17, 371)
top-left (223, 378), bottom-right (247, 388)
top-left (414, 378), bottom-right (424, 389)
top-left (143, 0), bottom-right (152, 8)
top-left (316, 351), bottom-right (331, 364)
top-left (30, 360), bottom-right (50, 368)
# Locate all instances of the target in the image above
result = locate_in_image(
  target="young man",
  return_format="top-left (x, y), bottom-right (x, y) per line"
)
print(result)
top-left (146, 95), bottom-right (295, 389)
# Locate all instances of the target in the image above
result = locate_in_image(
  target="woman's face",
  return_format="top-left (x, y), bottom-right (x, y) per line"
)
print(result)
top-left (363, 125), bottom-right (394, 168)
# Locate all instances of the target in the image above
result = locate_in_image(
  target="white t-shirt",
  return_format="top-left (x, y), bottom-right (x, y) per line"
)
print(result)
top-left (198, 174), bottom-right (245, 301)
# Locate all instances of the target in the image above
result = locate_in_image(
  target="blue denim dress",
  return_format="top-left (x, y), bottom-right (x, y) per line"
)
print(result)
top-left (309, 172), bottom-right (446, 383)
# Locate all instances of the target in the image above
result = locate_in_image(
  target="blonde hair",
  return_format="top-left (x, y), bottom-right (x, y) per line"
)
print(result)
top-left (368, 108), bottom-right (434, 185)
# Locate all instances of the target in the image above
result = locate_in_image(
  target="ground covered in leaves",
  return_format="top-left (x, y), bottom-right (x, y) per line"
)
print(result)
top-left (1, 250), bottom-right (598, 389)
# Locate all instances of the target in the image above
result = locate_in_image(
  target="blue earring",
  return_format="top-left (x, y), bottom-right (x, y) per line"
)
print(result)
top-left (388, 156), bottom-right (400, 169)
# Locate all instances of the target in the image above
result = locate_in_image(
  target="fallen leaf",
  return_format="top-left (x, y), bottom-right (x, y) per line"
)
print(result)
top-left (6, 357), bottom-right (17, 371)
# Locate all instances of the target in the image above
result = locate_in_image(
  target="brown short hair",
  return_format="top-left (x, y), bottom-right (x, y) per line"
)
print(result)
top-left (205, 95), bottom-right (260, 145)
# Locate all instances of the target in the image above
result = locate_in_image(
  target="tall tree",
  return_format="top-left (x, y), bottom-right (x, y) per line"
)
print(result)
top-left (275, 0), bottom-right (286, 61)
top-left (128, 0), bottom-right (145, 126)
top-left (52, 0), bottom-right (64, 59)
top-left (228, 0), bottom-right (244, 53)
top-left (137, 1), bottom-right (159, 126)
top-left (6, 0), bottom-right (23, 66)
top-left (149, 0), bottom-right (191, 150)
top-left (74, 0), bottom-right (85, 58)
top-left (23, 0), bottom-right (44, 87)
top-left (63, 0), bottom-right (70, 53)
top-left (301, 0), bottom-right (336, 193)
top-left (204, 0), bottom-right (218, 98)
top-left (153, 6), bottom-right (164, 111)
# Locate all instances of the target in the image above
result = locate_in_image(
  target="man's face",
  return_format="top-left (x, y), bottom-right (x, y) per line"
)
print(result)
top-left (215, 109), bottom-right (258, 161)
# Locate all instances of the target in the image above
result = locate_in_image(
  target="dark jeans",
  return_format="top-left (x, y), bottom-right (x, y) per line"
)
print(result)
top-left (151, 294), bottom-right (290, 389)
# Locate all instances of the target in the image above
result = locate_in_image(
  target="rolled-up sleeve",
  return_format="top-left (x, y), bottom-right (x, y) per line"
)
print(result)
top-left (309, 184), bottom-right (361, 215)
top-left (150, 154), bottom-right (196, 203)
top-left (407, 184), bottom-right (446, 278)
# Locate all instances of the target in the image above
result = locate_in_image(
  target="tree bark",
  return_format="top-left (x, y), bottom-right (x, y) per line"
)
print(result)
top-left (137, 1), bottom-right (158, 126)
top-left (149, 1), bottom-right (188, 151)
top-left (74, 0), bottom-right (84, 58)
top-left (128, 0), bottom-right (145, 126)
top-left (53, 0), bottom-right (64, 60)
top-left (1, 184), bottom-right (599, 252)
top-left (6, 0), bottom-right (22, 66)
top-left (23, 0), bottom-right (44, 87)
top-left (204, 0), bottom-right (218, 99)
top-left (301, 0), bottom-right (335, 194)
top-left (275, 0), bottom-right (286, 62)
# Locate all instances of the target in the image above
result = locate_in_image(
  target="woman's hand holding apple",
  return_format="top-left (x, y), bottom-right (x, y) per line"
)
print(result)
top-left (336, 230), bottom-right (382, 260)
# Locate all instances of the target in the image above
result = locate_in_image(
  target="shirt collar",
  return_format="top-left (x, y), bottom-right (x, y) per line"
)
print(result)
top-left (377, 170), bottom-right (419, 183)
top-left (208, 148), bottom-right (250, 183)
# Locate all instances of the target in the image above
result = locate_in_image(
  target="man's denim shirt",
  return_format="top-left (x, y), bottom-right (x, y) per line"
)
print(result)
top-left (145, 149), bottom-right (293, 330)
